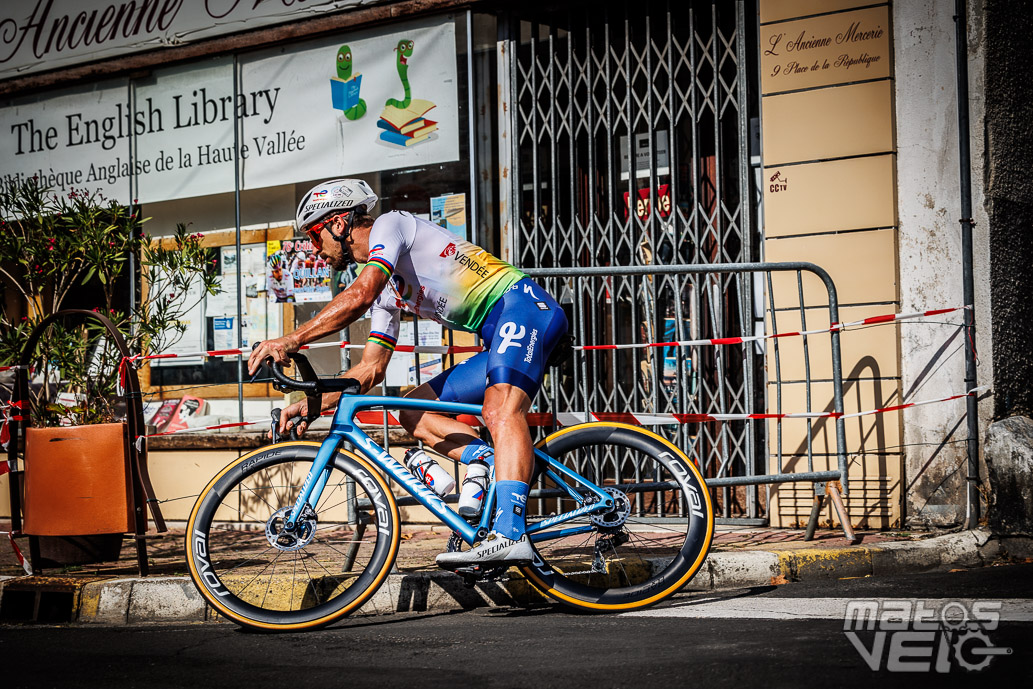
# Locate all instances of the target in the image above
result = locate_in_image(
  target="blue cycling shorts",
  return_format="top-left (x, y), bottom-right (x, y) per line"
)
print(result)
top-left (427, 278), bottom-right (568, 404)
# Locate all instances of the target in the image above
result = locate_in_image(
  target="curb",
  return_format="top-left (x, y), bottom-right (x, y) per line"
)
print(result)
top-left (1, 529), bottom-right (1027, 626)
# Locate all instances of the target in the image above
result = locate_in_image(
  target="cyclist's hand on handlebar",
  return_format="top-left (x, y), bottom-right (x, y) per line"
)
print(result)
top-left (248, 336), bottom-right (298, 376)
top-left (275, 398), bottom-right (311, 437)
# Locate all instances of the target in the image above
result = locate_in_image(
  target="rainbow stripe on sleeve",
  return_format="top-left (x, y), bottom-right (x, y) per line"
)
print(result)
top-left (367, 256), bottom-right (394, 277)
top-left (368, 330), bottom-right (397, 351)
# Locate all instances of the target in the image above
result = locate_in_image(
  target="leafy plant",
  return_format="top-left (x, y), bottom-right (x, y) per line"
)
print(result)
top-left (0, 176), bottom-right (221, 426)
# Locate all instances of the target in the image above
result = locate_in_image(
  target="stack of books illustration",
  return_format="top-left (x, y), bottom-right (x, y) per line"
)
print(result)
top-left (330, 73), bottom-right (363, 110)
top-left (378, 99), bottom-right (438, 147)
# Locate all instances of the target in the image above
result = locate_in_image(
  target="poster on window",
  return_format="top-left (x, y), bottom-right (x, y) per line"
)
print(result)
top-left (430, 193), bottom-right (468, 241)
top-left (149, 275), bottom-right (205, 366)
top-left (239, 15), bottom-right (459, 190)
top-left (385, 319), bottom-right (443, 387)
top-left (266, 238), bottom-right (332, 304)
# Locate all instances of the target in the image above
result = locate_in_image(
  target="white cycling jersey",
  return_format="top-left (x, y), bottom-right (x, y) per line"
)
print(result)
top-left (364, 211), bottom-right (525, 350)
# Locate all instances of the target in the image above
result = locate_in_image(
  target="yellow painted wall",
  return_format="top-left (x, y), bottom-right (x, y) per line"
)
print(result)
top-left (760, 0), bottom-right (902, 528)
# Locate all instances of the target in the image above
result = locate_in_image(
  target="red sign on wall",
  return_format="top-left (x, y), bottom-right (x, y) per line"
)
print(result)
top-left (623, 184), bottom-right (672, 221)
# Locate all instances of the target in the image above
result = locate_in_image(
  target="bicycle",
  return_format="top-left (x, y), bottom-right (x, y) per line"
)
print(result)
top-left (186, 353), bottom-right (714, 630)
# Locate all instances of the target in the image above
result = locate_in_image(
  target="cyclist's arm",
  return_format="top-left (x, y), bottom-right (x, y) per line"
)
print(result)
top-left (276, 341), bottom-right (393, 436)
top-left (342, 340), bottom-right (394, 395)
top-left (289, 265), bottom-right (388, 347)
top-left (248, 265), bottom-right (388, 375)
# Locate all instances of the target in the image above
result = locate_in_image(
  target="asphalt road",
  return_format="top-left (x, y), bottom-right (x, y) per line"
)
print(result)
top-left (2, 563), bottom-right (1030, 688)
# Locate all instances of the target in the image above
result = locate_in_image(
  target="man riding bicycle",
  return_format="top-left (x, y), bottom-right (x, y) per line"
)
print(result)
top-left (248, 178), bottom-right (568, 569)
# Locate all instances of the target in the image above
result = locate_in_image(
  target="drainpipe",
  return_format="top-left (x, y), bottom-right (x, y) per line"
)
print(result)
top-left (954, 0), bottom-right (980, 529)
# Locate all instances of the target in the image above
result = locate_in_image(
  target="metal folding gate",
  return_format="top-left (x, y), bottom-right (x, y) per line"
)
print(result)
top-left (496, 1), bottom-right (764, 519)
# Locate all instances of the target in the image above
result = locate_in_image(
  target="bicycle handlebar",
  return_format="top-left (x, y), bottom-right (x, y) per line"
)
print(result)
top-left (253, 343), bottom-right (362, 443)
top-left (260, 348), bottom-right (361, 395)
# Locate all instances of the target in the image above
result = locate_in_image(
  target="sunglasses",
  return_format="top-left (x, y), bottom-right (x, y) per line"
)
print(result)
top-left (305, 219), bottom-right (330, 250)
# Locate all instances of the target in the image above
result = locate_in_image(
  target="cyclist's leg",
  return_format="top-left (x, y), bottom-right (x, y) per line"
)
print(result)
top-left (481, 383), bottom-right (533, 483)
top-left (459, 279), bottom-right (568, 540)
top-left (480, 277), bottom-right (568, 483)
top-left (397, 352), bottom-right (489, 462)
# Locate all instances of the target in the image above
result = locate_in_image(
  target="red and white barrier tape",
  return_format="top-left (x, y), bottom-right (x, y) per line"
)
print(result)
top-left (133, 387), bottom-right (986, 442)
top-left (580, 306), bottom-right (971, 351)
top-left (1, 531), bottom-right (31, 576)
top-left (128, 341), bottom-right (486, 365)
top-left (1, 400), bottom-right (25, 450)
top-left (119, 304), bottom-right (970, 364)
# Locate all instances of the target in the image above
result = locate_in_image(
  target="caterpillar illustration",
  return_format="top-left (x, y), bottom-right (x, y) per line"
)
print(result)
top-left (385, 39), bottom-right (414, 109)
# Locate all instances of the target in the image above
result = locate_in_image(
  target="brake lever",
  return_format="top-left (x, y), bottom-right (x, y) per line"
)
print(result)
top-left (270, 408), bottom-right (283, 443)
top-left (271, 408), bottom-right (309, 443)
top-left (288, 415), bottom-right (305, 440)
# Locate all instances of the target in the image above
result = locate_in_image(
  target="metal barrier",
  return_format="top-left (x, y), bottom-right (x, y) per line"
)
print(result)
top-left (353, 261), bottom-right (853, 537)
top-left (522, 262), bottom-right (851, 533)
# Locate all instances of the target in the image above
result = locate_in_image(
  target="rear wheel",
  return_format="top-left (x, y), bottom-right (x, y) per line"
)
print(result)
top-left (186, 441), bottom-right (399, 631)
top-left (521, 423), bottom-right (713, 611)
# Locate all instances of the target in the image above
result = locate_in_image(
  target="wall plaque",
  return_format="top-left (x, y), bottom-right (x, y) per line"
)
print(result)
top-left (761, 5), bottom-right (891, 95)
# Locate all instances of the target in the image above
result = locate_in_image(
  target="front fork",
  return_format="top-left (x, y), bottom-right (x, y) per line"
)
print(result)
top-left (281, 434), bottom-right (344, 533)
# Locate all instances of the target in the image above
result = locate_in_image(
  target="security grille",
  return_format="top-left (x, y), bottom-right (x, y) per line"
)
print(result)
top-left (500, 0), bottom-right (762, 518)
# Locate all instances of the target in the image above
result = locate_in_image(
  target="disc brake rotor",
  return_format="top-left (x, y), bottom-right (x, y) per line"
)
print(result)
top-left (266, 506), bottom-right (317, 551)
top-left (590, 487), bottom-right (631, 528)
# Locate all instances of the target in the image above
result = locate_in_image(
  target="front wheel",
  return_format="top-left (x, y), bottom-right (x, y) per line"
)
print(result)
top-left (520, 423), bottom-right (714, 611)
top-left (186, 441), bottom-right (400, 631)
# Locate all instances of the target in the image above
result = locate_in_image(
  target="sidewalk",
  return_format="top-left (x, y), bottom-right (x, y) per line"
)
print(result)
top-left (0, 522), bottom-right (1024, 625)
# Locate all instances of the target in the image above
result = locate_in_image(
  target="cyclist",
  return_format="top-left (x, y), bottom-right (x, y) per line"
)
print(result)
top-left (248, 178), bottom-right (568, 569)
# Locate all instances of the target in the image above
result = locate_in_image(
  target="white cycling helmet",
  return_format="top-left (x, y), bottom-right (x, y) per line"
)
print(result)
top-left (295, 179), bottom-right (378, 232)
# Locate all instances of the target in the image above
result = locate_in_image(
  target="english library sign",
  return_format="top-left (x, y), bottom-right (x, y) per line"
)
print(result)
top-left (0, 0), bottom-right (372, 80)
top-left (0, 15), bottom-right (459, 204)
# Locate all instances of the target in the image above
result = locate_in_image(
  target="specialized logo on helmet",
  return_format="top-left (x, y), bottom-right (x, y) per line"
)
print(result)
top-left (440, 243), bottom-right (456, 258)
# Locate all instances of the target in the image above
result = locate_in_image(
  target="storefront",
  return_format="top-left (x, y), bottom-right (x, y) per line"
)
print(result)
top-left (1, 1), bottom-right (496, 413)
top-left (0, 0), bottom-right (502, 523)
top-left (1, 1), bottom-right (1003, 532)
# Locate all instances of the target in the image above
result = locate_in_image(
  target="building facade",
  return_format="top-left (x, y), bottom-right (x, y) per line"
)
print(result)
top-left (2, 0), bottom-right (1029, 531)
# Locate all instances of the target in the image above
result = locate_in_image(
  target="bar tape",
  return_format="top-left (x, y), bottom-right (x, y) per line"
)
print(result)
top-left (132, 387), bottom-right (986, 443)
top-left (120, 304), bottom-right (970, 364)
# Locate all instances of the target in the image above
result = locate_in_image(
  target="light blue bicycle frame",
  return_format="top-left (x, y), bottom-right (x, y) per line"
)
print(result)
top-left (283, 394), bottom-right (615, 546)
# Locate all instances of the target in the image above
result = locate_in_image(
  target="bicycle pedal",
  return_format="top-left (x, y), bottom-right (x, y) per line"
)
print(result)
top-left (452, 565), bottom-right (508, 588)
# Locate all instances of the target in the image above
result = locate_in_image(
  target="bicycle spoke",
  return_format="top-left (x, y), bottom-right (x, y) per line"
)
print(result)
top-left (298, 554), bottom-right (324, 607)
top-left (289, 554), bottom-right (298, 610)
top-left (315, 478), bottom-right (346, 514)
top-left (240, 481), bottom-right (279, 514)
top-left (260, 555), bottom-right (281, 610)
top-left (235, 550), bottom-right (283, 598)
top-left (215, 545), bottom-right (277, 576)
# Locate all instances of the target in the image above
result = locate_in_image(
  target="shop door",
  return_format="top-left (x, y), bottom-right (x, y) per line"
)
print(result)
top-left (498, 1), bottom-right (765, 521)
